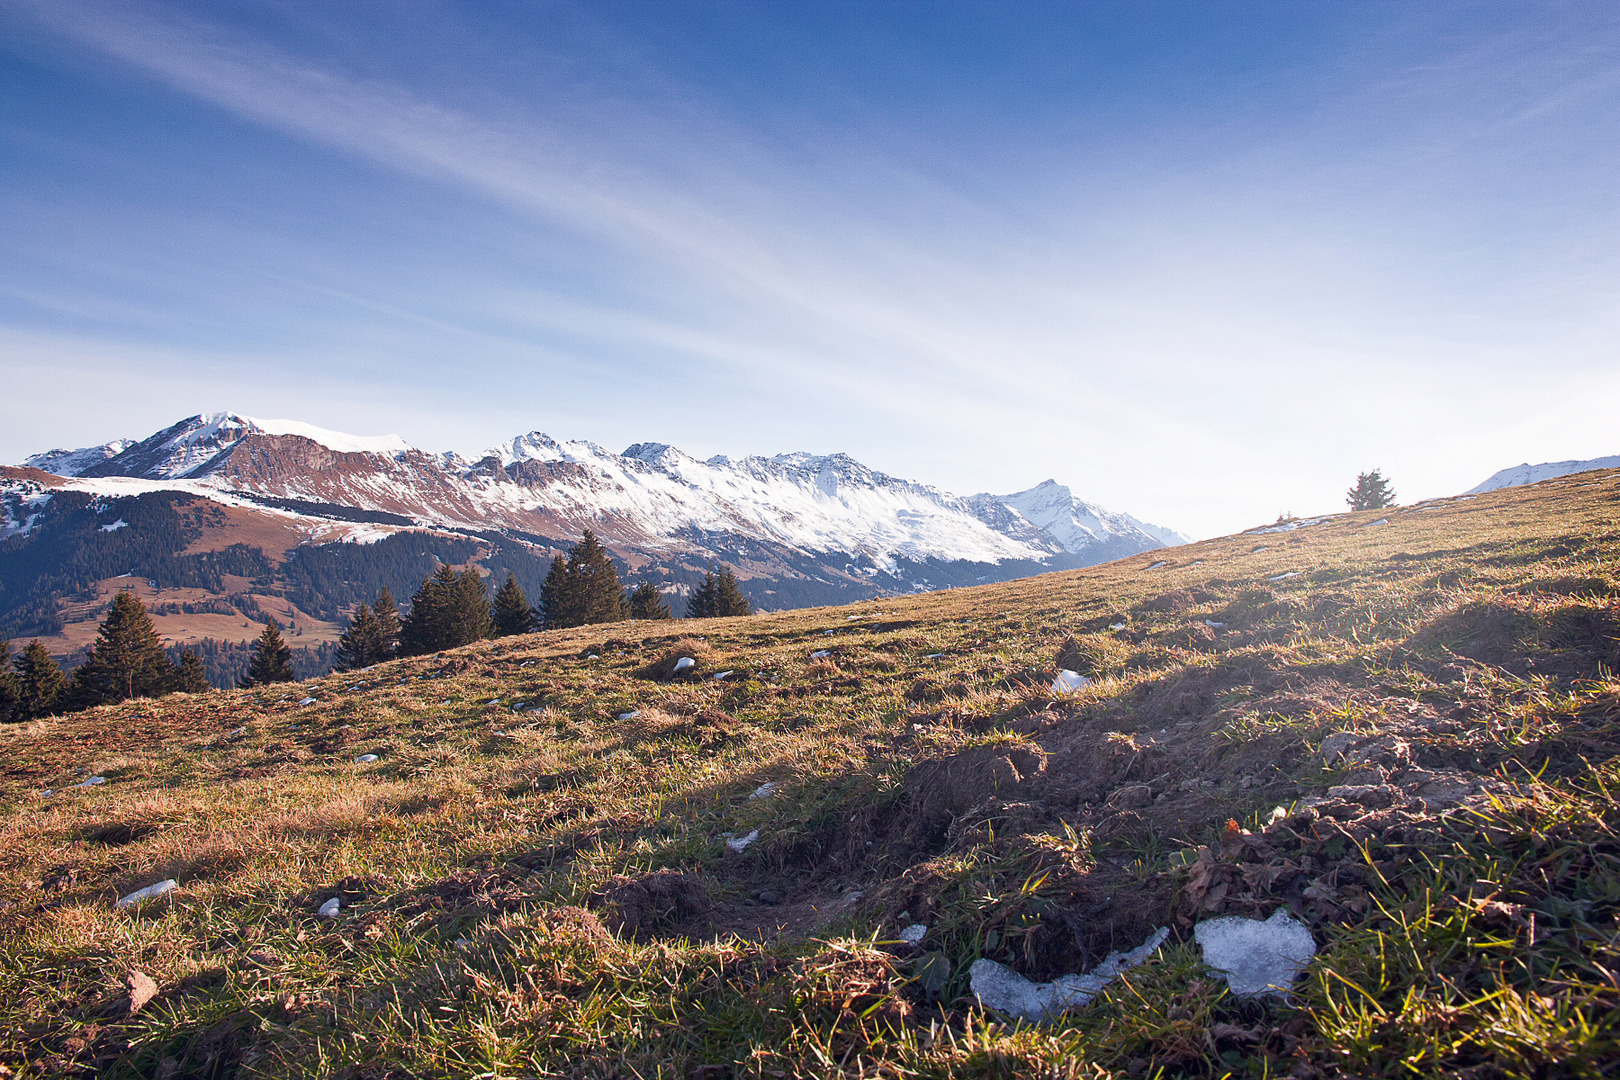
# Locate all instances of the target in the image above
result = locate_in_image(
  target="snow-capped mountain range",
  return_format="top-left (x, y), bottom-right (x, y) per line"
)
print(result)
top-left (1467, 454), bottom-right (1620, 495)
top-left (15, 413), bottom-right (1187, 583)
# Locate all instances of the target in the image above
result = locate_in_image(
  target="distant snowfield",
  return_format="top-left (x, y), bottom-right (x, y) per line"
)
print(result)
top-left (1467, 455), bottom-right (1620, 495)
top-left (243, 417), bottom-right (411, 455)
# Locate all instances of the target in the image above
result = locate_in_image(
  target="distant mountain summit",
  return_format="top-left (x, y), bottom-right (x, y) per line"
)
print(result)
top-left (5, 412), bottom-right (1189, 638)
top-left (1467, 454), bottom-right (1620, 495)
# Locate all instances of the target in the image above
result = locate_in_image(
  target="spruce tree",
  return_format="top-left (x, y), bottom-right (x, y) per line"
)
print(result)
top-left (372, 588), bottom-right (401, 658)
top-left (241, 620), bottom-right (295, 687)
top-left (399, 566), bottom-right (492, 656)
top-left (69, 591), bottom-right (174, 706)
top-left (336, 602), bottom-right (386, 670)
top-left (174, 648), bottom-right (210, 693)
top-left (686, 570), bottom-right (719, 619)
top-left (0, 640), bottom-right (20, 723)
top-left (492, 573), bottom-right (534, 636)
top-left (1346, 469), bottom-right (1397, 511)
top-left (13, 641), bottom-right (66, 719)
top-left (628, 581), bottom-right (672, 620)
top-left (713, 565), bottom-right (753, 616)
top-left (536, 554), bottom-right (570, 630)
top-left (567, 531), bottom-right (626, 626)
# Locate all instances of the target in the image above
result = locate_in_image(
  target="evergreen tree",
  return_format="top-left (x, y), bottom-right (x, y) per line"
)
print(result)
top-left (335, 602), bottom-right (386, 670)
top-left (69, 591), bottom-right (174, 706)
top-left (492, 573), bottom-right (534, 636)
top-left (627, 581), bottom-right (672, 620)
top-left (13, 641), bottom-right (66, 719)
top-left (535, 554), bottom-right (570, 630)
top-left (0, 640), bottom-right (20, 723)
top-left (712, 565), bottom-right (753, 617)
top-left (174, 648), bottom-right (210, 693)
top-left (373, 587), bottom-right (401, 658)
top-left (567, 531), bottom-right (626, 626)
top-left (1346, 469), bottom-right (1397, 511)
top-left (399, 566), bottom-right (491, 656)
top-left (241, 620), bottom-right (295, 687)
top-left (686, 570), bottom-right (719, 619)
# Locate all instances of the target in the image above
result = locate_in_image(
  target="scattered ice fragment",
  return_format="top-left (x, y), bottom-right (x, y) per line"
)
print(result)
top-left (823, 630), bottom-right (835, 635)
top-left (750, 781), bottom-right (780, 800)
top-left (1194, 909), bottom-right (1316, 997)
top-left (1267, 806), bottom-right (1289, 824)
top-left (224, 726), bottom-right (247, 738)
top-left (672, 657), bottom-right (695, 673)
top-left (519, 660), bottom-right (535, 667)
top-left (725, 829), bottom-right (760, 853)
top-left (318, 897), bottom-right (341, 919)
top-left (712, 670), bottom-right (733, 680)
top-left (1250, 546), bottom-right (1269, 553)
top-left (924, 652), bottom-right (945, 659)
top-left (1204, 620), bottom-right (1226, 629)
top-left (298, 697), bottom-right (317, 706)
top-left (1146, 561), bottom-right (1168, 570)
top-left (1051, 669), bottom-right (1091, 695)
top-left (899, 923), bottom-right (927, 944)
top-left (1363, 518), bottom-right (1388, 527)
top-left (586, 653), bottom-right (599, 660)
top-left (116, 879), bottom-right (178, 909)
top-left (618, 710), bottom-right (641, 721)
top-left (484, 699), bottom-right (500, 705)
top-left (1109, 623), bottom-right (1127, 631)
top-left (355, 753), bottom-right (380, 764)
top-left (40, 789), bottom-right (53, 797)
top-left (1269, 571), bottom-right (1301, 582)
top-left (809, 650), bottom-right (831, 660)
top-left (73, 776), bottom-right (106, 788)
top-left (971, 927), bottom-right (1169, 1021)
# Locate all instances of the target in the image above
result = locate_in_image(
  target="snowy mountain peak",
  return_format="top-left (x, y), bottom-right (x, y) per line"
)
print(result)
top-left (22, 439), bottom-right (137, 477)
top-left (995, 480), bottom-right (1189, 556)
top-left (76, 412), bottom-right (411, 480)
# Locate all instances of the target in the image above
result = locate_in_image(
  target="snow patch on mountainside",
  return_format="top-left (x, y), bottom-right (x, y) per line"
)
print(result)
top-left (1467, 455), bottom-right (1620, 495)
top-left (245, 417), bottom-right (411, 455)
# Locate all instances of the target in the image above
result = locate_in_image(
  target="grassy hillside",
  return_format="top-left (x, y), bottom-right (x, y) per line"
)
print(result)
top-left (3, 473), bottom-right (1620, 1078)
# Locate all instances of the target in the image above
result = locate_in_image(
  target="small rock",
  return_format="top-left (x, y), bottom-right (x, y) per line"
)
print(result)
top-left (1110, 784), bottom-right (1154, 809)
top-left (122, 971), bottom-right (159, 1017)
top-left (756, 890), bottom-right (782, 905)
top-left (116, 879), bottom-right (178, 909)
top-left (1194, 909), bottom-right (1316, 997)
top-left (1320, 732), bottom-right (1360, 763)
top-left (898, 923), bottom-right (927, 944)
top-left (318, 897), bottom-right (341, 919)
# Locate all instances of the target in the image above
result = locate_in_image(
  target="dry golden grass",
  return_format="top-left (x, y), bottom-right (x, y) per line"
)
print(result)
top-left (2, 470), bottom-right (1620, 1076)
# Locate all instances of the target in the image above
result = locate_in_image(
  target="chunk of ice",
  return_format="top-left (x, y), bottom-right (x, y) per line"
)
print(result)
top-left (899, 923), bottom-right (927, 944)
top-left (1109, 623), bottom-right (1127, 631)
top-left (618, 710), bottom-right (641, 720)
top-left (971, 927), bottom-right (1169, 1020)
top-left (672, 657), bottom-right (695, 673)
top-left (725, 829), bottom-right (760, 853)
top-left (750, 781), bottom-right (779, 800)
top-left (318, 897), bottom-right (341, 919)
top-left (355, 753), bottom-right (379, 764)
top-left (298, 697), bottom-right (317, 706)
top-left (1051, 669), bottom-right (1091, 695)
top-left (1269, 571), bottom-right (1301, 582)
top-left (73, 776), bottom-right (106, 788)
top-left (712, 670), bottom-right (733, 680)
top-left (116, 879), bottom-right (178, 908)
top-left (1204, 620), bottom-right (1226, 629)
top-left (924, 652), bottom-right (945, 659)
top-left (1194, 909), bottom-right (1316, 997)
top-left (809, 650), bottom-right (830, 660)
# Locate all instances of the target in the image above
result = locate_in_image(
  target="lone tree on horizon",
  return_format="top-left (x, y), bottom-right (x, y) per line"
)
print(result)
top-left (1347, 469), bottom-right (1397, 511)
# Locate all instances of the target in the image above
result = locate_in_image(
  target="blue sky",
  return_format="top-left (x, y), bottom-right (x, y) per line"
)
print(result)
top-left (1, 1), bottom-right (1616, 538)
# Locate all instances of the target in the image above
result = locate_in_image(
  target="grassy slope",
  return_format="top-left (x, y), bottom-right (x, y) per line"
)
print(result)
top-left (3, 472), bottom-right (1620, 1079)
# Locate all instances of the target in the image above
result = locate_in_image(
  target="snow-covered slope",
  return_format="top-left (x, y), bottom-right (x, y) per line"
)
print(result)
top-left (82, 413), bottom-right (409, 479)
top-left (1467, 455), bottom-right (1620, 495)
top-left (23, 439), bottom-right (136, 477)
